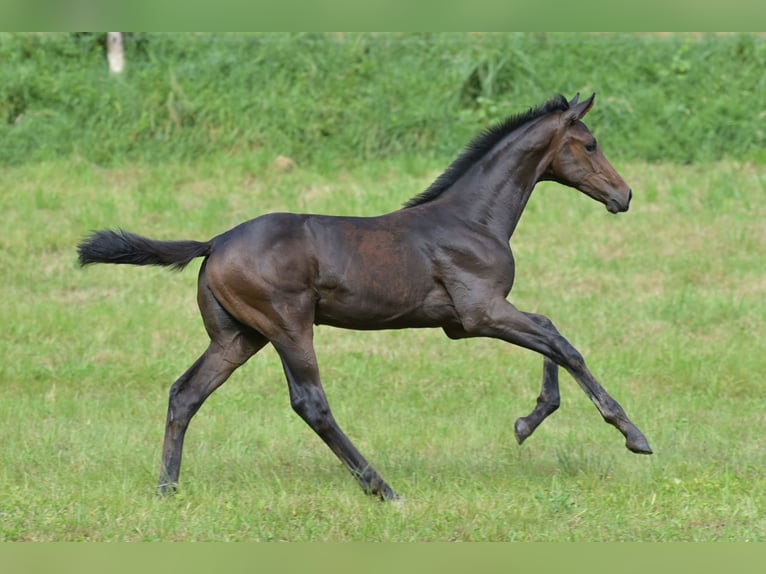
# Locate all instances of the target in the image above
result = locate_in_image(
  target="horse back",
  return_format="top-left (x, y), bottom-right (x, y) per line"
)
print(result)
top-left (205, 212), bottom-right (457, 331)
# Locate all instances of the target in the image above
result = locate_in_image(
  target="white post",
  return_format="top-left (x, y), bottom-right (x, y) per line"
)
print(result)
top-left (107, 32), bottom-right (125, 75)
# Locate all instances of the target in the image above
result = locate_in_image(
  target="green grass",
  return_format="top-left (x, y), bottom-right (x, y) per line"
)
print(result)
top-left (1, 155), bottom-right (765, 540)
top-left (2, 33), bottom-right (766, 166)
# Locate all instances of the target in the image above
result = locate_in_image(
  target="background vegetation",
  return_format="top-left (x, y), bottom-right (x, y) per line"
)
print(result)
top-left (1, 32), bottom-right (765, 168)
top-left (0, 33), bottom-right (764, 541)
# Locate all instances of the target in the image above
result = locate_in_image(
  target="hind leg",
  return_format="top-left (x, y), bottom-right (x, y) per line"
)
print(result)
top-left (158, 276), bottom-right (267, 495)
top-left (274, 338), bottom-right (398, 501)
top-left (157, 335), bottom-right (265, 494)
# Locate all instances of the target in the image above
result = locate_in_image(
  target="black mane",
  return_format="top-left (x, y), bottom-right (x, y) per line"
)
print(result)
top-left (404, 94), bottom-right (570, 208)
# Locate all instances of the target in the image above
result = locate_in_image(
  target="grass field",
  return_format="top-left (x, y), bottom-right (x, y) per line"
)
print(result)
top-left (1, 154), bottom-right (765, 541)
top-left (3, 33), bottom-right (766, 166)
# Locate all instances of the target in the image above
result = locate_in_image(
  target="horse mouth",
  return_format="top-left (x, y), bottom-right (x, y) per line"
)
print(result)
top-left (606, 189), bottom-right (632, 213)
top-left (606, 201), bottom-right (629, 213)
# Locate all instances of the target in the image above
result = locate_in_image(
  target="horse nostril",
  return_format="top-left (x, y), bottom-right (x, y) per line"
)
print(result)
top-left (628, 189), bottom-right (633, 203)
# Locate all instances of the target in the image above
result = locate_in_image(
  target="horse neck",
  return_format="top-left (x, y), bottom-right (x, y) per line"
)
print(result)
top-left (440, 119), bottom-right (556, 241)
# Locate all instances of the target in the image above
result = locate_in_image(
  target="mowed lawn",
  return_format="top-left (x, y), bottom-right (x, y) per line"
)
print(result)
top-left (1, 157), bottom-right (764, 541)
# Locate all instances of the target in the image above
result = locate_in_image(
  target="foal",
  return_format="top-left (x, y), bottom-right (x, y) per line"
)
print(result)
top-left (78, 93), bottom-right (652, 500)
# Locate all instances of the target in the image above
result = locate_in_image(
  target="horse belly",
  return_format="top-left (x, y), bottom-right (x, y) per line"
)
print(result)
top-left (314, 285), bottom-right (452, 329)
top-left (313, 253), bottom-right (456, 329)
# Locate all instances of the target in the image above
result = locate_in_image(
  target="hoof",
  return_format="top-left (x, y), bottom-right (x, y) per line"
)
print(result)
top-left (378, 485), bottom-right (401, 503)
top-left (626, 436), bottom-right (653, 455)
top-left (366, 477), bottom-right (400, 502)
top-left (514, 418), bottom-right (531, 445)
top-left (156, 483), bottom-right (178, 497)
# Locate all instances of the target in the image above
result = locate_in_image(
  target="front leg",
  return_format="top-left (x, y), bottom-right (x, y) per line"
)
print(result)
top-left (459, 298), bottom-right (652, 455)
top-left (514, 357), bottom-right (560, 445)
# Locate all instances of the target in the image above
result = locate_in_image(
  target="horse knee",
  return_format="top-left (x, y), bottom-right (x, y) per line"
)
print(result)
top-left (553, 342), bottom-right (585, 371)
top-left (530, 313), bottom-right (556, 331)
top-left (540, 394), bottom-right (560, 412)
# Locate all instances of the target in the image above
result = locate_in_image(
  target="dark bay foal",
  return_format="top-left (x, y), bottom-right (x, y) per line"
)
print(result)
top-left (78, 93), bottom-right (652, 501)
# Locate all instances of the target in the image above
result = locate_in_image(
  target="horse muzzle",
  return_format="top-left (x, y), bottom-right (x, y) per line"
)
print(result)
top-left (606, 188), bottom-right (632, 213)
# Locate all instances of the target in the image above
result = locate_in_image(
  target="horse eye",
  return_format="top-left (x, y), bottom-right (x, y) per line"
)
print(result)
top-left (585, 141), bottom-right (597, 152)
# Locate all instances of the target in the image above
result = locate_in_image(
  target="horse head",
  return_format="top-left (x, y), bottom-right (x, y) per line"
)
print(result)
top-left (544, 93), bottom-right (632, 213)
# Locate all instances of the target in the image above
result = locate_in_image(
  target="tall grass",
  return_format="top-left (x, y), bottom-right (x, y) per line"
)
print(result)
top-left (1, 155), bottom-right (764, 540)
top-left (1, 32), bottom-right (765, 167)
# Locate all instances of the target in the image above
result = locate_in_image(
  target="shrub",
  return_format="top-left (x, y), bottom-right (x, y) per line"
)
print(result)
top-left (0, 32), bottom-right (764, 167)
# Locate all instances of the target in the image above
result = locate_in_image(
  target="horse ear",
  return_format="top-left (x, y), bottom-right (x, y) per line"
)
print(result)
top-left (566, 92), bottom-right (596, 123)
top-left (568, 93), bottom-right (580, 107)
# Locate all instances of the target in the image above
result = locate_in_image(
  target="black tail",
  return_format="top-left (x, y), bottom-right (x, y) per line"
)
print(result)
top-left (77, 229), bottom-right (212, 271)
